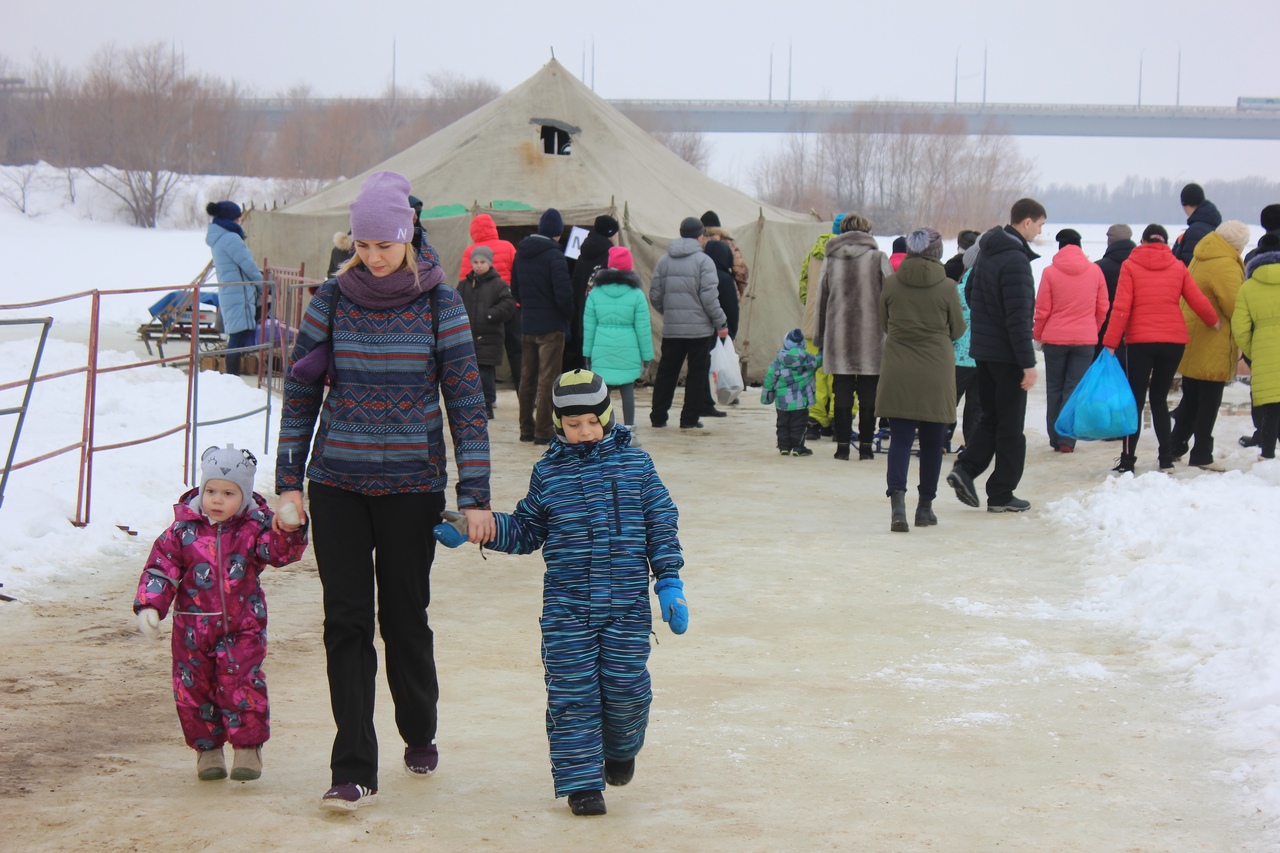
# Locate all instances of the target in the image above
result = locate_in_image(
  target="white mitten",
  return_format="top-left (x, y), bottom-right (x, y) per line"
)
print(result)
top-left (277, 501), bottom-right (301, 529)
top-left (137, 608), bottom-right (161, 641)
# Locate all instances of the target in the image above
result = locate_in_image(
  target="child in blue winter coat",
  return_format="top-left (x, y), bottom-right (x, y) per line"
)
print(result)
top-left (483, 369), bottom-right (687, 817)
top-left (762, 328), bottom-right (822, 456)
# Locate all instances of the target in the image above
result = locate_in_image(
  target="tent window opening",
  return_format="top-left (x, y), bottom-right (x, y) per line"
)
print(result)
top-left (540, 125), bottom-right (571, 155)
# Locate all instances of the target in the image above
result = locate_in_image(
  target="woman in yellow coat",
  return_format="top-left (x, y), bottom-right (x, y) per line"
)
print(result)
top-left (1170, 222), bottom-right (1249, 469)
top-left (1234, 247), bottom-right (1280, 460)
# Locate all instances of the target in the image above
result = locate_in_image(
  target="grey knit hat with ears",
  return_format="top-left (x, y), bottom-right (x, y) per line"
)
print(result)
top-left (199, 444), bottom-right (257, 515)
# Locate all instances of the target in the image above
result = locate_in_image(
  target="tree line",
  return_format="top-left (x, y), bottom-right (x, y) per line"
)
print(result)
top-left (1034, 177), bottom-right (1280, 226)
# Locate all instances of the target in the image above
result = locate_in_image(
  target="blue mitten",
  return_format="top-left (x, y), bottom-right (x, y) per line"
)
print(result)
top-left (432, 510), bottom-right (469, 549)
top-left (654, 577), bottom-right (688, 634)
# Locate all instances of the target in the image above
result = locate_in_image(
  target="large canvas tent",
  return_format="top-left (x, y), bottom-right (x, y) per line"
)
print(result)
top-left (252, 59), bottom-right (826, 380)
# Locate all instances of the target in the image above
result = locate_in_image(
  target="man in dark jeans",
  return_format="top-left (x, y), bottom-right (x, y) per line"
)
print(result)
top-left (649, 217), bottom-right (729, 429)
top-left (512, 208), bottom-right (573, 445)
top-left (947, 198), bottom-right (1045, 513)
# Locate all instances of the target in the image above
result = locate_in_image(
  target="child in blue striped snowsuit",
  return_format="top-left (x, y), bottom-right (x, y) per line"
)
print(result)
top-left (486, 369), bottom-right (688, 817)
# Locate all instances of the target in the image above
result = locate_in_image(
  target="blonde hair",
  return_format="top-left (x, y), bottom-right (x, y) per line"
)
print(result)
top-left (337, 241), bottom-right (421, 289)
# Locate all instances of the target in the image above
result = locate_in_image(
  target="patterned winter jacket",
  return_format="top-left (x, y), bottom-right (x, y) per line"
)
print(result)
top-left (275, 279), bottom-right (491, 508)
top-left (487, 429), bottom-right (682, 628)
top-left (762, 345), bottom-right (822, 411)
top-left (134, 490), bottom-right (308, 634)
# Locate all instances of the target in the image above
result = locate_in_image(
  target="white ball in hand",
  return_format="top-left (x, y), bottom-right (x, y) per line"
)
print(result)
top-left (277, 502), bottom-right (300, 527)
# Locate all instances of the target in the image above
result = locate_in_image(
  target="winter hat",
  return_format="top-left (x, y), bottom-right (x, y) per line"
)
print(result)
top-left (551, 370), bottom-right (614, 436)
top-left (956, 229), bottom-right (980, 251)
top-left (963, 243), bottom-right (981, 271)
top-left (1216, 220), bottom-right (1251, 253)
top-left (407, 194), bottom-right (423, 212)
top-left (891, 236), bottom-right (907, 254)
top-left (841, 213), bottom-right (873, 234)
top-left (1141, 223), bottom-right (1169, 244)
top-left (679, 216), bottom-right (705, 239)
top-left (700, 210), bottom-right (722, 228)
top-left (1105, 223), bottom-right (1133, 245)
top-left (206, 201), bottom-right (241, 220)
top-left (607, 246), bottom-right (633, 271)
top-left (832, 213), bottom-right (847, 234)
top-left (905, 228), bottom-right (944, 260)
top-left (471, 245), bottom-right (495, 265)
top-left (199, 444), bottom-right (256, 515)
top-left (1055, 228), bottom-right (1082, 249)
top-left (783, 328), bottom-right (805, 350)
top-left (593, 214), bottom-right (620, 237)
top-left (1260, 204), bottom-right (1280, 232)
top-left (1180, 183), bottom-right (1206, 207)
top-left (538, 208), bottom-right (564, 239)
top-left (349, 171), bottom-right (416, 243)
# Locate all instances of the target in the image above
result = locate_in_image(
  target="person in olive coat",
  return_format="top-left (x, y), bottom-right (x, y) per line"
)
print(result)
top-left (877, 228), bottom-right (966, 532)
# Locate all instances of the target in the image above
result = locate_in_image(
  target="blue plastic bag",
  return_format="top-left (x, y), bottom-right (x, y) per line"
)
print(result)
top-left (1054, 350), bottom-right (1138, 440)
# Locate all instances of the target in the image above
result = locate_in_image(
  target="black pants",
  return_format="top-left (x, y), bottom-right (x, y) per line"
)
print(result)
top-left (1257, 402), bottom-right (1280, 459)
top-left (831, 374), bottom-right (879, 447)
top-left (954, 360), bottom-right (1027, 505)
top-left (308, 481), bottom-right (445, 790)
top-left (225, 329), bottom-right (255, 375)
top-left (504, 308), bottom-right (523, 390)
top-left (651, 336), bottom-right (713, 427)
top-left (886, 419), bottom-right (946, 500)
top-left (479, 364), bottom-right (497, 412)
top-left (775, 409), bottom-right (808, 451)
top-left (1122, 342), bottom-right (1184, 461)
top-left (1170, 376), bottom-right (1224, 465)
top-left (947, 365), bottom-right (981, 448)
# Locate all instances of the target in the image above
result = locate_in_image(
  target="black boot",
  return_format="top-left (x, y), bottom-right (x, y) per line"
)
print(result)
top-left (604, 757), bottom-right (635, 786)
top-left (567, 790), bottom-right (607, 816)
top-left (1112, 453), bottom-right (1136, 474)
top-left (834, 443), bottom-right (850, 461)
top-left (859, 443), bottom-right (875, 461)
top-left (915, 499), bottom-right (936, 527)
top-left (890, 490), bottom-right (909, 532)
top-left (805, 420), bottom-right (821, 441)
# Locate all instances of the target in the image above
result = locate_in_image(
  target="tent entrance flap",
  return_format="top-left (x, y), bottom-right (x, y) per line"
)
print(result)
top-left (533, 118), bottom-right (580, 155)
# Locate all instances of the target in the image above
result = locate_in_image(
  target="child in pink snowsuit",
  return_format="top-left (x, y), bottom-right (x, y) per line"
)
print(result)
top-left (134, 445), bottom-right (308, 781)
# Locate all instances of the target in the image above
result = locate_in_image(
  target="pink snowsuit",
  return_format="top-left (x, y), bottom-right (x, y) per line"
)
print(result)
top-left (134, 489), bottom-right (308, 752)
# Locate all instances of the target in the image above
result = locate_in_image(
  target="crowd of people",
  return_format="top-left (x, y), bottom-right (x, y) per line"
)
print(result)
top-left (172, 171), bottom-right (1279, 818)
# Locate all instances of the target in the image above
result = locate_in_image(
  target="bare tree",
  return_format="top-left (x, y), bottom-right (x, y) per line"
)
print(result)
top-left (0, 164), bottom-right (47, 213)
top-left (650, 130), bottom-right (712, 171)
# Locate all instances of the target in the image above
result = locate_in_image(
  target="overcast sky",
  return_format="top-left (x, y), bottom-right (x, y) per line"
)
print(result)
top-left (6, 0), bottom-right (1278, 190)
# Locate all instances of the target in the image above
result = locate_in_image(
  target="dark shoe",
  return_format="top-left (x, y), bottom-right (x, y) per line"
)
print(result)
top-left (819, 424), bottom-right (834, 437)
top-left (1240, 433), bottom-right (1260, 448)
top-left (567, 790), bottom-right (607, 816)
top-left (792, 445), bottom-right (814, 457)
top-left (890, 490), bottom-right (909, 532)
top-left (404, 741), bottom-right (438, 777)
top-left (519, 434), bottom-right (535, 443)
top-left (987, 496), bottom-right (1031, 513)
top-left (779, 447), bottom-right (791, 456)
top-left (834, 443), bottom-right (850, 461)
top-left (485, 407), bottom-right (495, 420)
top-left (651, 419), bottom-right (668, 429)
top-left (604, 758), bottom-right (635, 786)
top-left (320, 783), bottom-right (379, 812)
top-left (915, 500), bottom-right (937, 527)
top-left (1111, 454), bottom-right (1136, 474)
top-left (805, 421), bottom-right (821, 441)
top-left (1170, 438), bottom-right (1189, 460)
top-left (701, 407), bottom-right (728, 418)
top-left (858, 444), bottom-right (874, 461)
top-left (1158, 454), bottom-right (1174, 471)
top-left (946, 466), bottom-right (980, 507)
top-left (533, 437), bottom-right (551, 446)
top-left (679, 421), bottom-right (703, 430)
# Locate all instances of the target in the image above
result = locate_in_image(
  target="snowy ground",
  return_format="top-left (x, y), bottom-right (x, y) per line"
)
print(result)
top-left (1, 169), bottom-right (1278, 838)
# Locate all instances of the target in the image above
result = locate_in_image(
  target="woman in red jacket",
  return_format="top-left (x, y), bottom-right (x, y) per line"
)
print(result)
top-left (1103, 224), bottom-right (1219, 473)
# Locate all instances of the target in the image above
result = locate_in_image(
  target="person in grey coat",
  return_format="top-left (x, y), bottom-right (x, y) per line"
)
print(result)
top-left (648, 217), bottom-right (729, 429)
top-left (813, 213), bottom-right (893, 460)
top-left (205, 201), bottom-right (263, 375)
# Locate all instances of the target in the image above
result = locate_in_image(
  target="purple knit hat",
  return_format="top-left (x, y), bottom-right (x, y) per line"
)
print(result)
top-left (349, 171), bottom-right (416, 243)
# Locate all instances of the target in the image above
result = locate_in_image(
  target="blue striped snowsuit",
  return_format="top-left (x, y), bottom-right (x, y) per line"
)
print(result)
top-left (488, 428), bottom-right (683, 796)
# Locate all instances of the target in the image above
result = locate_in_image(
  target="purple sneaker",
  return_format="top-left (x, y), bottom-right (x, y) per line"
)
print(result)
top-left (404, 741), bottom-right (438, 777)
top-left (320, 783), bottom-right (378, 812)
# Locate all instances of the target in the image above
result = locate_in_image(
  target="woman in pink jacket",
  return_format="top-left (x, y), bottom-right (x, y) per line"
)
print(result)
top-left (1034, 229), bottom-right (1110, 453)
top-left (1103, 224), bottom-right (1219, 473)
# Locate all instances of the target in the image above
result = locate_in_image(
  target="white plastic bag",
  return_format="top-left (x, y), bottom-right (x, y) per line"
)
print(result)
top-left (708, 336), bottom-right (744, 405)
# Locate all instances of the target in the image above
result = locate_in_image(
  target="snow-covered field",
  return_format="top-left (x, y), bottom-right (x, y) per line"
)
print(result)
top-left (1, 164), bottom-right (1278, 821)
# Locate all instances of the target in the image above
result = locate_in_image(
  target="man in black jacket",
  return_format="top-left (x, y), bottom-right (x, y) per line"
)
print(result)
top-left (1173, 183), bottom-right (1223, 266)
top-left (1095, 223), bottom-right (1136, 360)
top-left (947, 198), bottom-right (1044, 513)
top-left (512, 208), bottom-right (574, 444)
top-left (565, 215), bottom-right (618, 371)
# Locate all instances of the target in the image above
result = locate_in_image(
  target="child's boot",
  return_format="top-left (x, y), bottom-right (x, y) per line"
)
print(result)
top-left (604, 757), bottom-right (635, 786)
top-left (859, 442), bottom-right (875, 461)
top-left (890, 490), bottom-right (909, 533)
top-left (915, 499), bottom-right (937, 527)
top-left (834, 443), bottom-right (850, 461)
top-left (567, 789), bottom-right (607, 816)
top-left (230, 745), bottom-right (263, 781)
top-left (197, 746), bottom-right (227, 781)
top-left (791, 444), bottom-right (813, 457)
